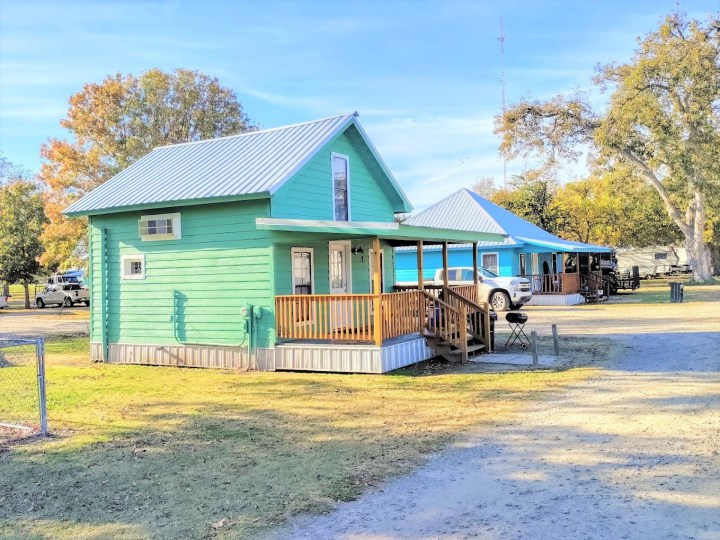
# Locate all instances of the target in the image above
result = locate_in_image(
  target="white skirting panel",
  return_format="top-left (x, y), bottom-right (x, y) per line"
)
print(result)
top-left (381, 337), bottom-right (433, 372)
top-left (526, 293), bottom-right (585, 306)
top-left (275, 336), bottom-right (432, 374)
top-left (106, 343), bottom-right (255, 370)
top-left (90, 342), bottom-right (105, 362)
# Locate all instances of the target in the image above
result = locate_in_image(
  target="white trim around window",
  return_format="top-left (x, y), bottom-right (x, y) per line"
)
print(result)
top-left (121, 254), bottom-right (145, 280)
top-left (139, 212), bottom-right (181, 241)
top-left (290, 247), bottom-right (315, 295)
top-left (481, 252), bottom-right (500, 274)
top-left (330, 152), bottom-right (351, 221)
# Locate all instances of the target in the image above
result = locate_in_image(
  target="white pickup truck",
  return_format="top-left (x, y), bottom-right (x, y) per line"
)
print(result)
top-left (36, 283), bottom-right (90, 308)
top-left (433, 267), bottom-right (532, 311)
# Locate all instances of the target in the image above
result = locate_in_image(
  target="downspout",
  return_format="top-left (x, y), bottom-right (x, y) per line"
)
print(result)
top-left (100, 227), bottom-right (108, 361)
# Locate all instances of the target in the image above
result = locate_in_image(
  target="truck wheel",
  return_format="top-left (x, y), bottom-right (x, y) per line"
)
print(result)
top-left (491, 291), bottom-right (511, 312)
top-left (63, 297), bottom-right (73, 307)
top-left (36, 298), bottom-right (45, 309)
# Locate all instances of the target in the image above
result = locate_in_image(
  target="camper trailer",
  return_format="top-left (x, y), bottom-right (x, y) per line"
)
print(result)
top-left (615, 246), bottom-right (689, 279)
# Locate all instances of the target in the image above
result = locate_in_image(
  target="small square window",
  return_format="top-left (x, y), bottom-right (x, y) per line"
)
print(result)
top-left (122, 255), bottom-right (145, 280)
top-left (139, 213), bottom-right (181, 241)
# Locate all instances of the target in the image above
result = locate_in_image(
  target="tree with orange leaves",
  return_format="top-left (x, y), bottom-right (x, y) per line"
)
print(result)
top-left (40, 68), bottom-right (255, 269)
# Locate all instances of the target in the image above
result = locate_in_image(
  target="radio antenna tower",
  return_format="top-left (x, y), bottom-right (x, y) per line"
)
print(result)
top-left (499, 17), bottom-right (507, 186)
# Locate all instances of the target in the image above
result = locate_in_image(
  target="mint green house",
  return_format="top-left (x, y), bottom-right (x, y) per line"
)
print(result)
top-left (65, 113), bottom-right (503, 373)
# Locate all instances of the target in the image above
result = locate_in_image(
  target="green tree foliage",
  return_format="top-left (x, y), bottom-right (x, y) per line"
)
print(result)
top-left (484, 171), bottom-right (562, 235)
top-left (496, 13), bottom-right (720, 281)
top-left (0, 181), bottom-right (48, 308)
top-left (552, 168), bottom-right (682, 247)
top-left (40, 68), bottom-right (256, 269)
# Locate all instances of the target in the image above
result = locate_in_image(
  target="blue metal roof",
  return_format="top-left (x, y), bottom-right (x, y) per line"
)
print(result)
top-left (404, 189), bottom-right (611, 253)
top-left (65, 113), bottom-right (412, 215)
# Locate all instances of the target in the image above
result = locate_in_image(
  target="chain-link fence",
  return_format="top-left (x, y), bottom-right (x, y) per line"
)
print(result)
top-left (0, 338), bottom-right (47, 442)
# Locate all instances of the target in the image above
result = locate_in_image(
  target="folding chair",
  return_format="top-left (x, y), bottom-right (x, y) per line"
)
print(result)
top-left (505, 312), bottom-right (529, 349)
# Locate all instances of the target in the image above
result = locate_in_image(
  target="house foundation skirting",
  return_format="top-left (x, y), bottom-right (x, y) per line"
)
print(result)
top-left (91, 342), bottom-right (275, 370)
top-left (90, 335), bottom-right (432, 373)
top-left (525, 293), bottom-right (585, 306)
top-left (275, 336), bottom-right (432, 374)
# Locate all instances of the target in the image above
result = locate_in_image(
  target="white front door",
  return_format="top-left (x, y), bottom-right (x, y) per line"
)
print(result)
top-left (329, 241), bottom-right (351, 330)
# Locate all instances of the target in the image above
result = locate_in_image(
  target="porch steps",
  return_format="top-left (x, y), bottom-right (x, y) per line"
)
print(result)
top-left (426, 334), bottom-right (486, 363)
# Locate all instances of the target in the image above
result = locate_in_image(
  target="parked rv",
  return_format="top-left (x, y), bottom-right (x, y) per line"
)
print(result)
top-left (615, 246), bottom-right (690, 279)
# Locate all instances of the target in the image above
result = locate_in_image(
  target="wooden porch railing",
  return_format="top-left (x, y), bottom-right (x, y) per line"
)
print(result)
top-left (524, 272), bottom-right (581, 295)
top-left (276, 286), bottom-right (492, 357)
top-left (444, 287), bottom-right (492, 352)
top-left (379, 290), bottom-right (422, 340)
top-left (422, 291), bottom-right (468, 361)
top-left (275, 293), bottom-right (376, 342)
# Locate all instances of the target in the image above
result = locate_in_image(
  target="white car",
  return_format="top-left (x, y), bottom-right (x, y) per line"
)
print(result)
top-left (35, 284), bottom-right (90, 308)
top-left (433, 267), bottom-right (532, 311)
top-left (0, 294), bottom-right (7, 309)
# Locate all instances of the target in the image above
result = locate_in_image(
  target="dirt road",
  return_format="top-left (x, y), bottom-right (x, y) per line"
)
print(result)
top-left (0, 309), bottom-right (89, 340)
top-left (269, 303), bottom-right (720, 539)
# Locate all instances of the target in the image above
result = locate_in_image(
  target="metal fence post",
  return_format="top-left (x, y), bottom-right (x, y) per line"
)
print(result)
top-left (35, 337), bottom-right (47, 436)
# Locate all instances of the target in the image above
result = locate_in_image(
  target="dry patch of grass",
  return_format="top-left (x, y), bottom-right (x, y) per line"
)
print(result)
top-left (0, 336), bottom-right (597, 539)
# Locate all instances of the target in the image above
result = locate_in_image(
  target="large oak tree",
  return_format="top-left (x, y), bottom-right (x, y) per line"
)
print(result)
top-left (496, 13), bottom-right (720, 281)
top-left (40, 68), bottom-right (255, 269)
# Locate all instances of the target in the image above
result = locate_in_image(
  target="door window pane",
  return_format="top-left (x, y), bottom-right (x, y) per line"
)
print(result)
top-left (293, 251), bottom-right (312, 294)
top-left (330, 249), bottom-right (345, 289)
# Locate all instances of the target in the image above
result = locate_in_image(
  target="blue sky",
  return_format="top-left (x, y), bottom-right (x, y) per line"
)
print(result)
top-left (0, 0), bottom-right (716, 209)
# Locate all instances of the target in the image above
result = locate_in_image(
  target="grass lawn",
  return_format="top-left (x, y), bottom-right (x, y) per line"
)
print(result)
top-left (0, 336), bottom-right (597, 539)
top-left (614, 275), bottom-right (720, 304)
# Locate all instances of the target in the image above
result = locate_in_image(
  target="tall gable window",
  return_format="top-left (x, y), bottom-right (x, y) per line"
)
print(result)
top-left (331, 153), bottom-right (350, 221)
top-left (139, 212), bottom-right (181, 241)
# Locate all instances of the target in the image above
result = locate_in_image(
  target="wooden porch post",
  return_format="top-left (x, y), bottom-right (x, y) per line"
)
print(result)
top-left (442, 242), bottom-right (449, 289)
top-left (472, 241), bottom-right (479, 303)
top-left (373, 237), bottom-right (382, 346)
top-left (417, 241), bottom-right (424, 334)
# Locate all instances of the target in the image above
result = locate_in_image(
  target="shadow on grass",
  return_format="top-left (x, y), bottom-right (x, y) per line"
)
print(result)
top-left (0, 365), bottom-right (585, 540)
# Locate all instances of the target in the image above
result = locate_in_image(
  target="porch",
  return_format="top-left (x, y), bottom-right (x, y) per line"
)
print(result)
top-left (274, 284), bottom-right (494, 372)
top-left (522, 252), bottom-right (612, 305)
top-left (266, 222), bottom-right (501, 372)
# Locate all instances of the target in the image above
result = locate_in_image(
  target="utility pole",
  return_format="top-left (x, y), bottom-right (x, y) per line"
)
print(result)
top-left (499, 17), bottom-right (507, 187)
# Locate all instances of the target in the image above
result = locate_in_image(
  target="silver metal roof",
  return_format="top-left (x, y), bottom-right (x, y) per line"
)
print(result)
top-left (403, 189), bottom-right (610, 252)
top-left (65, 113), bottom-right (411, 215)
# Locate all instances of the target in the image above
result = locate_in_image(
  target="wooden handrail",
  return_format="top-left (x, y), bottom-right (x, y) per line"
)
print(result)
top-left (524, 273), bottom-right (580, 295)
top-left (421, 291), bottom-right (468, 362)
top-left (276, 291), bottom-right (423, 344)
top-left (444, 287), bottom-right (492, 352)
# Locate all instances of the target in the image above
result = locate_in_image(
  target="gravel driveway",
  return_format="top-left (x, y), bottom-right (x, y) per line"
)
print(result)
top-left (268, 309), bottom-right (720, 539)
top-left (0, 309), bottom-right (89, 340)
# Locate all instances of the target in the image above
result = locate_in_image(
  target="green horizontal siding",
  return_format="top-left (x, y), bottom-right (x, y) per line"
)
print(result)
top-left (88, 199), bottom-right (276, 349)
top-left (271, 131), bottom-right (395, 222)
top-left (274, 239), bottom-right (395, 295)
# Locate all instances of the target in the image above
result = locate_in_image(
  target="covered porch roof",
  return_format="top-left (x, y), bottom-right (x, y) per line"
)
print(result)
top-left (255, 218), bottom-right (507, 246)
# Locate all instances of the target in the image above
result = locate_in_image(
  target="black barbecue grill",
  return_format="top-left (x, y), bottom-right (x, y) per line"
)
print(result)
top-left (505, 311), bottom-right (529, 349)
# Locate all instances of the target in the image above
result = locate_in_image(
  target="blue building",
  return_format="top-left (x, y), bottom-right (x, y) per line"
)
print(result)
top-left (396, 189), bottom-right (613, 305)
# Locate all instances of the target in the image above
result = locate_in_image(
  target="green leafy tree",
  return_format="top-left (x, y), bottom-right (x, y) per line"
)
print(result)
top-left (484, 170), bottom-right (562, 234)
top-left (40, 68), bottom-right (256, 269)
top-left (496, 13), bottom-right (720, 281)
top-left (552, 167), bottom-right (683, 247)
top-left (0, 181), bottom-right (48, 308)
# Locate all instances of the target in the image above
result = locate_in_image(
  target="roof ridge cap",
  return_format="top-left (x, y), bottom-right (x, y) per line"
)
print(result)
top-left (152, 112), bottom-right (357, 150)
